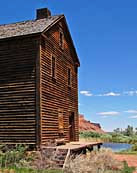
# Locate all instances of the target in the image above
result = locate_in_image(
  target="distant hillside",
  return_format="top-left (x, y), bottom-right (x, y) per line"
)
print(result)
top-left (79, 114), bottom-right (105, 134)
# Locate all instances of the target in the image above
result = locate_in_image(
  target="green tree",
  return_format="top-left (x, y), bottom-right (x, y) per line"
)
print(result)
top-left (135, 127), bottom-right (137, 135)
top-left (113, 128), bottom-right (121, 134)
top-left (124, 125), bottom-right (134, 136)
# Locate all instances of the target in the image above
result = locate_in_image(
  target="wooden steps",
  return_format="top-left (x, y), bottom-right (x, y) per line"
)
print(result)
top-left (53, 148), bottom-right (70, 168)
top-left (38, 147), bottom-right (70, 168)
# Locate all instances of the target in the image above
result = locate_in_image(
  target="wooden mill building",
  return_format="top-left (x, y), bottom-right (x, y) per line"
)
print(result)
top-left (0, 8), bottom-right (80, 147)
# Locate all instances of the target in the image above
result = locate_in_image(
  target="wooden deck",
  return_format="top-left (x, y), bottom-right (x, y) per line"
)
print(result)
top-left (41, 142), bottom-right (103, 168)
top-left (58, 142), bottom-right (102, 151)
top-left (44, 141), bottom-right (102, 152)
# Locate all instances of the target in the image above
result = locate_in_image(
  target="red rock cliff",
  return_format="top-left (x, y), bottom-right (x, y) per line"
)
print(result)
top-left (79, 114), bottom-right (105, 134)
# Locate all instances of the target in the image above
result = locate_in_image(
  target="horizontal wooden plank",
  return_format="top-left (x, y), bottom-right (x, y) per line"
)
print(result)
top-left (0, 36), bottom-right (38, 144)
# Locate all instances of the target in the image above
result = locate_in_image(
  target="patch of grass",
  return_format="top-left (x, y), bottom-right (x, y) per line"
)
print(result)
top-left (0, 144), bottom-right (32, 168)
top-left (0, 167), bottom-right (62, 173)
top-left (121, 161), bottom-right (135, 173)
top-left (0, 144), bottom-right (135, 173)
top-left (80, 131), bottom-right (137, 144)
top-left (105, 171), bottom-right (121, 173)
top-left (0, 144), bottom-right (60, 171)
top-left (116, 150), bottom-right (137, 155)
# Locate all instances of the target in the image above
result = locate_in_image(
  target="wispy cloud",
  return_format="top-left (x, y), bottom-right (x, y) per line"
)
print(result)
top-left (101, 116), bottom-right (109, 118)
top-left (97, 92), bottom-right (120, 97)
top-left (80, 91), bottom-right (93, 97)
top-left (80, 90), bottom-right (137, 97)
top-left (129, 115), bottom-right (137, 119)
top-left (124, 110), bottom-right (137, 114)
top-left (124, 90), bottom-right (137, 96)
top-left (97, 111), bottom-right (120, 116)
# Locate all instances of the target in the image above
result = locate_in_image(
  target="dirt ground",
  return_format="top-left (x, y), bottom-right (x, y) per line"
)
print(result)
top-left (114, 154), bottom-right (137, 172)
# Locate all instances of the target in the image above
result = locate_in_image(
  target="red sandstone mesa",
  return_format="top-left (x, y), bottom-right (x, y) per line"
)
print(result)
top-left (79, 114), bottom-right (105, 134)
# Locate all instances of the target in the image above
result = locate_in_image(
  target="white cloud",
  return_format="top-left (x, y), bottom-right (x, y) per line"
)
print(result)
top-left (129, 115), bottom-right (137, 119)
top-left (97, 92), bottom-right (120, 97)
top-left (80, 91), bottom-right (93, 97)
top-left (124, 90), bottom-right (137, 96)
top-left (124, 110), bottom-right (137, 114)
top-left (105, 92), bottom-right (120, 96)
top-left (97, 111), bottom-right (120, 116)
top-left (102, 116), bottom-right (108, 118)
top-left (80, 89), bottom-right (137, 97)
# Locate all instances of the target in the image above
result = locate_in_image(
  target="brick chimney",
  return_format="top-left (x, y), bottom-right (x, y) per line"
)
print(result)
top-left (36, 8), bottom-right (51, 20)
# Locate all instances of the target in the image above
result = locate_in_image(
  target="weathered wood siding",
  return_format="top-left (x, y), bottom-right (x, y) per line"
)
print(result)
top-left (40, 20), bottom-right (79, 144)
top-left (0, 36), bottom-right (38, 144)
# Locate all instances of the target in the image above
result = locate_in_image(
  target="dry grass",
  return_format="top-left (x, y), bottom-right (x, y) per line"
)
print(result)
top-left (64, 148), bottom-right (122, 173)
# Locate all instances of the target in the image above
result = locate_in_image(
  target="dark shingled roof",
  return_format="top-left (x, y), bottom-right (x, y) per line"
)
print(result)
top-left (0, 15), bottom-right (62, 40)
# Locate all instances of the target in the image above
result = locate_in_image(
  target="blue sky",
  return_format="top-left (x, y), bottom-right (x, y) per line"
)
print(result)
top-left (1, 0), bottom-right (137, 131)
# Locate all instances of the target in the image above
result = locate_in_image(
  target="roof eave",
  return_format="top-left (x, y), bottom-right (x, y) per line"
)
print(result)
top-left (0, 32), bottom-right (41, 42)
top-left (62, 16), bottom-right (80, 67)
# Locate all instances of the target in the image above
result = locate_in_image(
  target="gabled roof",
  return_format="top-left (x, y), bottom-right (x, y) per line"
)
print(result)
top-left (0, 15), bottom-right (62, 39)
top-left (0, 12), bottom-right (80, 66)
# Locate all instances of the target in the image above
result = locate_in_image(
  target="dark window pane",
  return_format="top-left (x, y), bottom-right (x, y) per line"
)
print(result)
top-left (68, 68), bottom-right (71, 86)
top-left (52, 56), bottom-right (56, 78)
top-left (59, 31), bottom-right (64, 49)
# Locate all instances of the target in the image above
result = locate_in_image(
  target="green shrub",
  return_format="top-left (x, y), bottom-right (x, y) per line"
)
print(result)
top-left (100, 134), bottom-right (112, 142)
top-left (0, 145), bottom-right (61, 172)
top-left (0, 167), bottom-right (62, 173)
top-left (128, 137), bottom-right (137, 144)
top-left (79, 131), bottom-right (101, 138)
top-left (0, 144), bottom-right (32, 168)
top-left (131, 144), bottom-right (137, 151)
top-left (121, 161), bottom-right (135, 173)
top-left (79, 131), bottom-right (133, 143)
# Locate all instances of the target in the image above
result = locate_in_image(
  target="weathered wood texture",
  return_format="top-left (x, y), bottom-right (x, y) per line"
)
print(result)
top-left (0, 17), bottom-right (79, 146)
top-left (0, 36), bottom-right (39, 144)
top-left (40, 19), bottom-right (79, 144)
